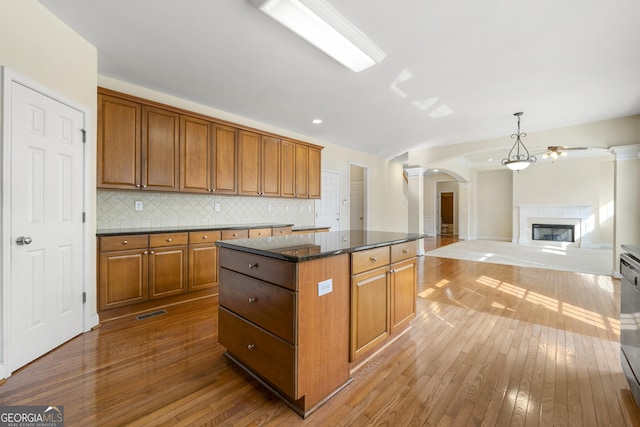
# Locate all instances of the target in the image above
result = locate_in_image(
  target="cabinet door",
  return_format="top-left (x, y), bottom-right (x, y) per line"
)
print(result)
top-left (261, 136), bottom-right (281, 197)
top-left (238, 130), bottom-right (261, 196)
top-left (142, 106), bottom-right (180, 191)
top-left (308, 146), bottom-right (321, 199)
top-left (149, 246), bottom-right (188, 299)
top-left (350, 266), bottom-right (390, 360)
top-left (180, 115), bottom-right (211, 193)
top-left (99, 249), bottom-right (148, 310)
top-left (188, 244), bottom-right (218, 291)
top-left (98, 94), bottom-right (141, 189)
top-left (295, 143), bottom-right (309, 198)
top-left (280, 140), bottom-right (296, 198)
top-left (390, 258), bottom-right (416, 333)
top-left (213, 124), bottom-right (238, 194)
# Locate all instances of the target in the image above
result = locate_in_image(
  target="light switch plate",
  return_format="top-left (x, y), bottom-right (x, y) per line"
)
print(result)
top-left (134, 201), bottom-right (143, 211)
top-left (318, 279), bottom-right (333, 296)
top-left (214, 203), bottom-right (220, 212)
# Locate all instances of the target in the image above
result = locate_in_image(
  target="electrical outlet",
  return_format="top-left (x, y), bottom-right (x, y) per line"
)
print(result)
top-left (214, 203), bottom-right (221, 212)
top-left (307, 205), bottom-right (312, 212)
top-left (134, 201), bottom-right (143, 211)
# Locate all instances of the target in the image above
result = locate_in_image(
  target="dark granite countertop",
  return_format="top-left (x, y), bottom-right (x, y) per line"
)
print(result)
top-left (216, 230), bottom-right (428, 262)
top-left (622, 244), bottom-right (640, 259)
top-left (96, 223), bottom-right (295, 237)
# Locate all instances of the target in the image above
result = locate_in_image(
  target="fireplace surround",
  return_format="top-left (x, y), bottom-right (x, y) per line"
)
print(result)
top-left (516, 204), bottom-right (592, 247)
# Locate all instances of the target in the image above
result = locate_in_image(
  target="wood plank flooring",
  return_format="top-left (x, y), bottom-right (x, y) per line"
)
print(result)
top-left (1, 237), bottom-right (639, 426)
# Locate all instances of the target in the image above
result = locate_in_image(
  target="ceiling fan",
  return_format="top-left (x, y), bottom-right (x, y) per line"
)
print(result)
top-left (539, 145), bottom-right (588, 159)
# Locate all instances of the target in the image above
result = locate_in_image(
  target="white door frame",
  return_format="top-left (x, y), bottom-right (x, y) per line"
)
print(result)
top-left (0, 67), bottom-right (96, 379)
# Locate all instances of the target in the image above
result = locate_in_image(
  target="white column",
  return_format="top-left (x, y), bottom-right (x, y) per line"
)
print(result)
top-left (405, 167), bottom-right (425, 255)
top-left (457, 182), bottom-right (469, 240)
top-left (610, 144), bottom-right (640, 275)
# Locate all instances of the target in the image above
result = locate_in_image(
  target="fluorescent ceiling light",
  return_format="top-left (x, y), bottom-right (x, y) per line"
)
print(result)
top-left (255, 0), bottom-right (386, 72)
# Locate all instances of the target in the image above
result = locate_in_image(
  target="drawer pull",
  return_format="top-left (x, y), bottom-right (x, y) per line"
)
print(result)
top-left (122, 240), bottom-right (128, 245)
top-left (248, 297), bottom-right (257, 303)
top-left (249, 263), bottom-right (259, 269)
top-left (370, 256), bottom-right (378, 262)
top-left (402, 249), bottom-right (410, 254)
top-left (167, 238), bottom-right (172, 242)
top-left (247, 344), bottom-right (255, 350)
top-left (233, 233), bottom-right (238, 237)
top-left (203, 235), bottom-right (208, 239)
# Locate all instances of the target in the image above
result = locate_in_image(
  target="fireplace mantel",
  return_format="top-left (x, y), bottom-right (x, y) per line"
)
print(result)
top-left (516, 204), bottom-right (592, 247)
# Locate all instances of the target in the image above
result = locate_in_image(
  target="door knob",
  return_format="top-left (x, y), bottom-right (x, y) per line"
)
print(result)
top-left (16, 236), bottom-right (32, 245)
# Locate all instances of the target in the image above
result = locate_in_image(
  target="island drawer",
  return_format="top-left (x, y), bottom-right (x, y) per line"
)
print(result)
top-left (219, 307), bottom-right (296, 399)
top-left (100, 234), bottom-right (148, 252)
top-left (219, 248), bottom-right (296, 290)
top-left (149, 232), bottom-right (188, 247)
top-left (219, 268), bottom-right (295, 343)
top-left (221, 229), bottom-right (249, 240)
top-left (249, 228), bottom-right (272, 238)
top-left (189, 230), bottom-right (221, 244)
top-left (391, 241), bottom-right (417, 263)
top-left (351, 246), bottom-right (390, 275)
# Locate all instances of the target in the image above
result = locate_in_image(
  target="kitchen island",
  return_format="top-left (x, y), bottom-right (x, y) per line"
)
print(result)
top-left (216, 230), bottom-right (426, 417)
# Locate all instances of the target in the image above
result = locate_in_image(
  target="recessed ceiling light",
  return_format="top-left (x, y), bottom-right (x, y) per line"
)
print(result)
top-left (312, 119), bottom-right (323, 124)
top-left (433, 169), bottom-right (439, 172)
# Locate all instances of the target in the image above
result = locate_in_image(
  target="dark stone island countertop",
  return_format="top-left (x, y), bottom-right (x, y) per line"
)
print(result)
top-left (216, 230), bottom-right (428, 262)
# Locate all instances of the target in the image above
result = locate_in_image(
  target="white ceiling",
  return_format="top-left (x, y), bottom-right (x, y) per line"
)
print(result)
top-left (38, 0), bottom-right (640, 160)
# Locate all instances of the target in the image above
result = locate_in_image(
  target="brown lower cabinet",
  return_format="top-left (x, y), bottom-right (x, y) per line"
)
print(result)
top-left (218, 247), bottom-right (351, 417)
top-left (99, 232), bottom-right (201, 311)
top-left (350, 241), bottom-right (417, 361)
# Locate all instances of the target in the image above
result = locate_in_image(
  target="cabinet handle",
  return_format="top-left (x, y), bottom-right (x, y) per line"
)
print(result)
top-left (247, 344), bottom-right (255, 350)
top-left (370, 256), bottom-right (378, 262)
top-left (402, 249), bottom-right (410, 254)
top-left (142, 184), bottom-right (147, 188)
top-left (122, 240), bottom-right (128, 245)
top-left (136, 184), bottom-right (141, 188)
top-left (248, 263), bottom-right (259, 269)
top-left (248, 297), bottom-right (257, 303)
top-left (167, 238), bottom-right (172, 242)
top-left (208, 188), bottom-right (213, 192)
top-left (144, 251), bottom-right (148, 255)
top-left (150, 251), bottom-right (155, 254)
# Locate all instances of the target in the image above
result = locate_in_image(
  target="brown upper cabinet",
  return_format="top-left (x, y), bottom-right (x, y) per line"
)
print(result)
top-left (213, 124), bottom-right (238, 194)
top-left (239, 132), bottom-right (281, 197)
top-left (281, 140), bottom-right (321, 199)
top-left (98, 89), bottom-right (320, 198)
top-left (98, 93), bottom-right (179, 191)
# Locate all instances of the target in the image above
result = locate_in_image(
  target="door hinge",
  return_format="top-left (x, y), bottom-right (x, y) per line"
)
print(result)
top-left (82, 292), bottom-right (87, 303)
top-left (82, 212), bottom-right (86, 223)
top-left (81, 129), bottom-right (87, 143)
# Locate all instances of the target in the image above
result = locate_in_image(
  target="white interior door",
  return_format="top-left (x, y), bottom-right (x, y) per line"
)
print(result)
top-left (350, 179), bottom-right (364, 229)
top-left (316, 170), bottom-right (341, 230)
top-left (9, 81), bottom-right (85, 372)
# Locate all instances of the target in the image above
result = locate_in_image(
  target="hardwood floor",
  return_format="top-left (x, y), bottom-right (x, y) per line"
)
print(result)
top-left (1, 236), bottom-right (639, 426)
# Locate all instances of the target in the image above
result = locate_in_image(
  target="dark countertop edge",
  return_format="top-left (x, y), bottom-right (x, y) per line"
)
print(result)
top-left (96, 223), bottom-right (296, 237)
top-left (216, 234), bottom-right (427, 263)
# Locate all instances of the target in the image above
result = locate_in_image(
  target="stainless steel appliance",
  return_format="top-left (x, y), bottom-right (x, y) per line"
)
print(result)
top-left (620, 252), bottom-right (640, 406)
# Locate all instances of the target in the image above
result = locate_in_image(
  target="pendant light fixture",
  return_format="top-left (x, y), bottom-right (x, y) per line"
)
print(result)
top-left (501, 112), bottom-right (537, 171)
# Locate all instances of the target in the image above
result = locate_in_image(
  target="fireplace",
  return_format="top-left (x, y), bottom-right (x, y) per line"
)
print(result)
top-left (532, 224), bottom-right (575, 243)
top-left (516, 204), bottom-right (592, 247)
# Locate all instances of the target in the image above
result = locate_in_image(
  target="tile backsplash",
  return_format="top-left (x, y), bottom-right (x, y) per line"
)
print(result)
top-left (97, 190), bottom-right (316, 230)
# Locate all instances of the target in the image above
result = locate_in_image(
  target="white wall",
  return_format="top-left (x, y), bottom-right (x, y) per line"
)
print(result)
top-left (0, 0), bottom-right (98, 377)
top-left (474, 169), bottom-right (512, 241)
top-left (511, 156), bottom-right (614, 246)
